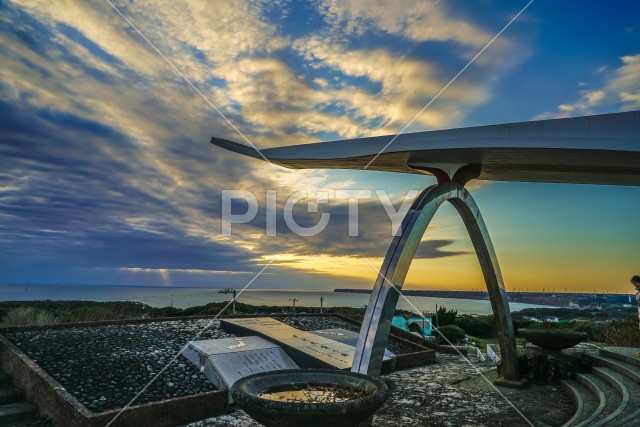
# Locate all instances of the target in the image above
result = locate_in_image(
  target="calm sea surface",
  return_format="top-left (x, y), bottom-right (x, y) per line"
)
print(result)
top-left (0, 285), bottom-right (552, 315)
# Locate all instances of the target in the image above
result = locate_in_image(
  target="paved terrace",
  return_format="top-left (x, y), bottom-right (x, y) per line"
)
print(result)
top-left (2, 317), bottom-right (574, 426)
top-left (188, 353), bottom-right (573, 427)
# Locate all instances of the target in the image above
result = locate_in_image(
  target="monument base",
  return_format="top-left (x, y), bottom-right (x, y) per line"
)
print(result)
top-left (221, 318), bottom-right (395, 371)
top-left (182, 336), bottom-right (299, 403)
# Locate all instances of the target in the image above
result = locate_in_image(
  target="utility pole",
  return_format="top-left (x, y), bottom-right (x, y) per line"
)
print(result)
top-left (320, 295), bottom-right (324, 314)
top-left (219, 289), bottom-right (237, 315)
top-left (289, 298), bottom-right (299, 313)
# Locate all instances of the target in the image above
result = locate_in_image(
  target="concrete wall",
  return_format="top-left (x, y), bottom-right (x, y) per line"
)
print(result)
top-left (0, 335), bottom-right (228, 427)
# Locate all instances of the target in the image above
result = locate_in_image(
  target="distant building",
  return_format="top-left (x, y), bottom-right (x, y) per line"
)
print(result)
top-left (406, 317), bottom-right (433, 335)
top-left (392, 316), bottom-right (433, 336)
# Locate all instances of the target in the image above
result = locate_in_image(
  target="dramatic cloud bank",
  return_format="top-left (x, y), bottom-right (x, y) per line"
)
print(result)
top-left (1, 1), bottom-right (638, 291)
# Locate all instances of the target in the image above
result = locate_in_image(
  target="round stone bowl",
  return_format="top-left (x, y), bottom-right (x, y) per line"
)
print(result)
top-left (518, 328), bottom-right (587, 351)
top-left (230, 369), bottom-right (389, 427)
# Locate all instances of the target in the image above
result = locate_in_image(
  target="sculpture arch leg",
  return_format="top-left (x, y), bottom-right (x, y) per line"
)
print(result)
top-left (448, 192), bottom-right (519, 381)
top-left (352, 182), bottom-right (520, 382)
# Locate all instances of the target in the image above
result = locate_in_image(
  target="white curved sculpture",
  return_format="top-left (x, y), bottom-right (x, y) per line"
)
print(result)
top-left (212, 110), bottom-right (640, 186)
top-left (351, 182), bottom-right (517, 379)
top-left (210, 110), bottom-right (640, 383)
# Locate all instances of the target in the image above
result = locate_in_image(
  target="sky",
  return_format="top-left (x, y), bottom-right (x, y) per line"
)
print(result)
top-left (0, 0), bottom-right (639, 294)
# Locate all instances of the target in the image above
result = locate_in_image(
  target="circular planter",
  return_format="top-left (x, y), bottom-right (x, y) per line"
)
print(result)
top-left (518, 328), bottom-right (587, 351)
top-left (230, 369), bottom-right (389, 427)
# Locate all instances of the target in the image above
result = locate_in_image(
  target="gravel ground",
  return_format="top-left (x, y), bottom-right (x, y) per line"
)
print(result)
top-left (186, 354), bottom-right (574, 427)
top-left (5, 319), bottom-right (233, 411)
top-left (279, 316), bottom-right (418, 355)
top-left (279, 316), bottom-right (361, 334)
top-left (3, 315), bottom-right (417, 412)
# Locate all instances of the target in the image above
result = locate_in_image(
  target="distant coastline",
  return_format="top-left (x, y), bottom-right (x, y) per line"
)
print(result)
top-left (334, 288), bottom-right (633, 309)
top-left (335, 288), bottom-right (491, 300)
top-left (1, 283), bottom-right (633, 313)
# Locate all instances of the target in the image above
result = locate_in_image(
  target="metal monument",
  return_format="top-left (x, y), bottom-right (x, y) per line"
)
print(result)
top-left (210, 110), bottom-right (640, 383)
top-left (221, 317), bottom-right (395, 371)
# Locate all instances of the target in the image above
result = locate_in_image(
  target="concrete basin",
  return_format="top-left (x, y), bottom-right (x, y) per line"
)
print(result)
top-left (518, 328), bottom-right (587, 351)
top-left (230, 369), bottom-right (389, 427)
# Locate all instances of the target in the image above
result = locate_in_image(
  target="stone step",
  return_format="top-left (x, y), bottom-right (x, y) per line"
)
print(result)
top-left (575, 373), bottom-right (607, 426)
top-left (560, 380), bottom-right (584, 427)
top-left (598, 368), bottom-right (640, 427)
top-left (600, 348), bottom-right (640, 369)
top-left (587, 353), bottom-right (640, 385)
top-left (561, 378), bottom-right (601, 427)
top-left (590, 367), bottom-right (629, 425)
top-left (0, 402), bottom-right (37, 425)
top-left (618, 417), bottom-right (640, 427)
top-left (0, 388), bottom-right (24, 406)
top-left (578, 374), bottom-right (626, 427)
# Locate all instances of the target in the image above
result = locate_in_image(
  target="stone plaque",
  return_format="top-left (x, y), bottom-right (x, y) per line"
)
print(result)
top-left (181, 336), bottom-right (298, 402)
top-left (220, 318), bottom-right (394, 371)
top-left (310, 328), bottom-right (395, 359)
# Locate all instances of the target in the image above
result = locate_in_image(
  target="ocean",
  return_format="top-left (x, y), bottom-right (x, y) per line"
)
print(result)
top-left (0, 284), bottom-right (552, 315)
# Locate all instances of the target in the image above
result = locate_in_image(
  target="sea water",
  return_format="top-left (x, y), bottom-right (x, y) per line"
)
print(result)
top-left (0, 284), bottom-right (552, 315)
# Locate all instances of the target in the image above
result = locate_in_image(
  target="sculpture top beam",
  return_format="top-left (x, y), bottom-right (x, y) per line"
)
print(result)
top-left (211, 110), bottom-right (640, 186)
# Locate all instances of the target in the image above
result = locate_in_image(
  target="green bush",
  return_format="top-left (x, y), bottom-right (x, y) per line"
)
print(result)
top-left (572, 321), bottom-right (606, 342)
top-left (1, 307), bottom-right (58, 327)
top-left (435, 306), bottom-right (458, 326)
top-left (435, 324), bottom-right (466, 345)
top-left (0, 301), bottom-right (149, 324)
top-left (603, 316), bottom-right (640, 347)
top-left (456, 314), bottom-right (495, 338)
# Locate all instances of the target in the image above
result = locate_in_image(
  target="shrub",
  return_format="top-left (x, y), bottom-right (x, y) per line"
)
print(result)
top-left (435, 324), bottom-right (466, 345)
top-left (1, 307), bottom-right (58, 327)
top-left (572, 321), bottom-right (606, 342)
top-left (435, 306), bottom-right (458, 326)
top-left (603, 316), bottom-right (640, 347)
top-left (456, 314), bottom-right (495, 338)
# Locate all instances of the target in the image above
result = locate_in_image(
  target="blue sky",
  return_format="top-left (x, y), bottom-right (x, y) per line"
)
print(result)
top-left (0, 0), bottom-right (639, 293)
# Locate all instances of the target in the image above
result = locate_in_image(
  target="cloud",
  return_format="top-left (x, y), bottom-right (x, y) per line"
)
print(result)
top-left (0, 0), bottom-right (521, 287)
top-left (112, 268), bottom-right (254, 275)
top-left (218, 193), bottom-right (471, 269)
top-left (211, 40), bottom-right (493, 145)
top-left (316, 0), bottom-right (493, 49)
top-left (535, 54), bottom-right (640, 119)
top-left (293, 39), bottom-right (490, 132)
top-left (314, 0), bottom-right (528, 71)
top-left (10, 0), bottom-right (159, 76)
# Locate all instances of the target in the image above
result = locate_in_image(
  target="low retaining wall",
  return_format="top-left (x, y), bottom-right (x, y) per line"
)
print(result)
top-left (0, 334), bottom-right (228, 427)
